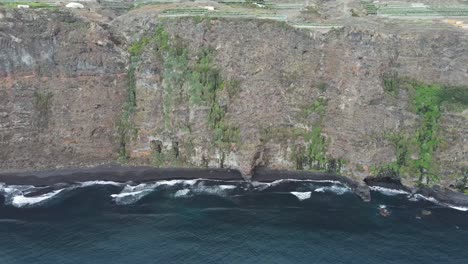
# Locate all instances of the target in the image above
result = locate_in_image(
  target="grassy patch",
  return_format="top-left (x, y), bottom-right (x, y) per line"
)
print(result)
top-left (299, 98), bottom-right (327, 119)
top-left (382, 74), bottom-right (468, 112)
top-left (129, 38), bottom-right (150, 57)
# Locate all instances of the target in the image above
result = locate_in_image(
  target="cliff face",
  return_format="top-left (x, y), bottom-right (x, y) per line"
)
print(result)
top-left (0, 9), bottom-right (126, 170)
top-left (0, 8), bottom-right (467, 187)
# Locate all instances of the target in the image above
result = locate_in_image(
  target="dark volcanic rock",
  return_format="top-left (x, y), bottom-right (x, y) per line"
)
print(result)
top-left (354, 184), bottom-right (371, 202)
top-left (417, 186), bottom-right (468, 208)
top-left (364, 176), bottom-right (412, 193)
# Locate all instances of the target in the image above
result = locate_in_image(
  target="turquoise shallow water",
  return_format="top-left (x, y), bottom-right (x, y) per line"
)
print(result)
top-left (0, 179), bottom-right (467, 264)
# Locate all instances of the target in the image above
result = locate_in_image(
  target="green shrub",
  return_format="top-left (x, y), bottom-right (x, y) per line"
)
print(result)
top-left (300, 98), bottom-right (327, 118)
top-left (412, 84), bottom-right (442, 183)
top-left (129, 37), bottom-right (150, 57)
top-left (306, 127), bottom-right (328, 170)
top-left (383, 72), bottom-right (400, 96)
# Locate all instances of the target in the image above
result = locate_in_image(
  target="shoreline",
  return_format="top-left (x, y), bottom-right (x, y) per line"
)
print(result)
top-left (0, 165), bottom-right (243, 185)
top-left (1, 165), bottom-right (467, 209)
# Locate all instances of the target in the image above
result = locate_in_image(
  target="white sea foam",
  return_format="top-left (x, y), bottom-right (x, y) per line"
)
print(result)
top-left (1, 185), bottom-right (34, 196)
top-left (111, 183), bottom-right (156, 205)
top-left (154, 179), bottom-right (198, 187)
top-left (111, 179), bottom-right (201, 205)
top-left (219, 185), bottom-right (236, 190)
top-left (191, 184), bottom-right (231, 196)
top-left (11, 189), bottom-right (64, 208)
top-left (369, 186), bottom-right (410, 196)
top-left (290, 191), bottom-right (312, 201)
top-left (173, 189), bottom-right (190, 198)
top-left (409, 194), bottom-right (468, 212)
top-left (251, 179), bottom-right (345, 192)
top-left (80, 181), bottom-right (123, 187)
top-left (314, 185), bottom-right (350, 195)
top-left (446, 205), bottom-right (468, 212)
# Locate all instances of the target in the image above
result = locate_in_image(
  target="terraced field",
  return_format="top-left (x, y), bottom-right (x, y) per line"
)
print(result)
top-left (363, 1), bottom-right (468, 17)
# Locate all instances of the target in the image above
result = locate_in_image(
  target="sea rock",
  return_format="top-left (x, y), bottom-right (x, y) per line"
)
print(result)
top-left (379, 206), bottom-right (391, 217)
top-left (364, 176), bottom-right (411, 193)
top-left (354, 184), bottom-right (371, 202)
top-left (417, 186), bottom-right (468, 209)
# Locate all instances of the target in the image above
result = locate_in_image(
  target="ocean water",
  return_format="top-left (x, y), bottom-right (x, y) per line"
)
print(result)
top-left (1, 179), bottom-right (468, 264)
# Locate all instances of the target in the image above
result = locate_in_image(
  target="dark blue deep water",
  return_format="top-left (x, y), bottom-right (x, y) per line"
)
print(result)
top-left (1, 179), bottom-right (467, 264)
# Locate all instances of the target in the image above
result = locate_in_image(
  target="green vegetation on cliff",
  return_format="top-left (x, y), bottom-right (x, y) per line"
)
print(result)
top-left (191, 49), bottom-right (240, 149)
top-left (262, 97), bottom-right (343, 174)
top-left (117, 38), bottom-right (142, 161)
top-left (159, 32), bottom-right (240, 150)
top-left (378, 75), bottom-right (468, 185)
top-left (119, 25), bottom-right (240, 165)
top-left (412, 84), bottom-right (442, 183)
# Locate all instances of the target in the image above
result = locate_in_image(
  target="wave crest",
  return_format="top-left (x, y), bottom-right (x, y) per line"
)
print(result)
top-left (291, 191), bottom-right (312, 201)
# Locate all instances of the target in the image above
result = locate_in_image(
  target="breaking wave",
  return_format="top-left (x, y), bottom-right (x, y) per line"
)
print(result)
top-left (173, 189), bottom-right (190, 198)
top-left (79, 181), bottom-right (123, 187)
top-left (111, 180), bottom-right (199, 205)
top-left (0, 179), bottom-right (467, 211)
top-left (369, 186), bottom-right (410, 196)
top-left (290, 191), bottom-right (312, 201)
top-left (409, 194), bottom-right (468, 212)
top-left (0, 181), bottom-right (122, 208)
top-left (10, 189), bottom-right (64, 208)
top-left (314, 185), bottom-right (350, 195)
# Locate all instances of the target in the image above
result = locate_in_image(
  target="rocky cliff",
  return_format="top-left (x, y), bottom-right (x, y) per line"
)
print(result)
top-left (0, 5), bottom-right (467, 188)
